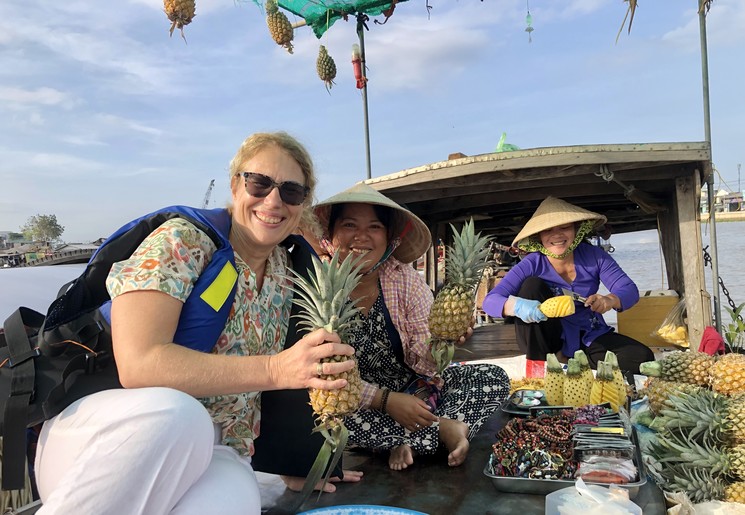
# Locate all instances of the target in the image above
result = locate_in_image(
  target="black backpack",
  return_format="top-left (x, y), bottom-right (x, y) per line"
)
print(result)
top-left (0, 207), bottom-right (235, 491)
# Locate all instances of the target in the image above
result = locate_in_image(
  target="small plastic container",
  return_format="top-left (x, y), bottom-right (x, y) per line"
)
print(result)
top-left (545, 479), bottom-right (642, 515)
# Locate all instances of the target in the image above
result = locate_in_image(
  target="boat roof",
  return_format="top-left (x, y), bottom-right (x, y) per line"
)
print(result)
top-left (365, 141), bottom-right (711, 242)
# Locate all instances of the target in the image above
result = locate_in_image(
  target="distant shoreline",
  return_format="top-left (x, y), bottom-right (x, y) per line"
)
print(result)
top-left (701, 212), bottom-right (745, 222)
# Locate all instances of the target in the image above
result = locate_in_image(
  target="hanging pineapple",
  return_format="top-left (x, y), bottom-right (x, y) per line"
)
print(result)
top-left (316, 45), bottom-right (337, 92)
top-left (287, 252), bottom-right (365, 500)
top-left (164, 0), bottom-right (195, 40)
top-left (428, 219), bottom-right (492, 374)
top-left (266, 0), bottom-right (294, 54)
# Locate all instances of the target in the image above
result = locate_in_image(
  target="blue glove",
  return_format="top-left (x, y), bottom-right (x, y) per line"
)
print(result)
top-left (512, 296), bottom-right (548, 324)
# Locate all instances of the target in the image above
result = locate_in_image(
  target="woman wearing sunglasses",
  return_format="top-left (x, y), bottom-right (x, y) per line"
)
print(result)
top-left (32, 132), bottom-right (360, 514)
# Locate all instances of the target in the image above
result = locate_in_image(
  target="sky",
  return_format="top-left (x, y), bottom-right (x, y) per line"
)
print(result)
top-left (1, 0), bottom-right (744, 243)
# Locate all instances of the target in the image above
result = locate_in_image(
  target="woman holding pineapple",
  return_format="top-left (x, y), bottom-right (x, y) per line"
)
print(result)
top-left (32, 132), bottom-right (360, 514)
top-left (310, 183), bottom-right (510, 471)
top-left (482, 196), bottom-right (654, 381)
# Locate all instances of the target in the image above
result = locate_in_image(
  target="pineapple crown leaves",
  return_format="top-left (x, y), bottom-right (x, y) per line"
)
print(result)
top-left (596, 360), bottom-right (614, 381)
top-left (657, 390), bottom-right (729, 442)
top-left (565, 358), bottom-right (581, 376)
top-left (299, 422), bottom-right (349, 505)
top-left (545, 353), bottom-right (564, 373)
top-left (444, 218), bottom-right (493, 289)
top-left (639, 359), bottom-right (662, 377)
top-left (604, 350), bottom-right (620, 370)
top-left (286, 252), bottom-right (366, 338)
top-left (653, 430), bottom-right (736, 476)
top-left (574, 349), bottom-right (590, 369)
top-left (430, 338), bottom-right (454, 376)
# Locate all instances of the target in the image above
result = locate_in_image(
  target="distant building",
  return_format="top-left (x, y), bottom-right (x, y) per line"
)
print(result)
top-left (701, 189), bottom-right (744, 213)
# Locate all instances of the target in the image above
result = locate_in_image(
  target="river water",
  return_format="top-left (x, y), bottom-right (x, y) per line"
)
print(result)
top-left (604, 220), bottom-right (745, 326)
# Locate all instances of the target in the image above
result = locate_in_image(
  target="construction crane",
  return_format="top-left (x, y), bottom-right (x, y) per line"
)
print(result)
top-left (202, 179), bottom-right (215, 209)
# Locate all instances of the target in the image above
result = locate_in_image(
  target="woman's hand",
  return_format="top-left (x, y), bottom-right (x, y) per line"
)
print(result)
top-left (386, 392), bottom-right (438, 432)
top-left (584, 293), bottom-right (620, 314)
top-left (456, 324), bottom-right (474, 346)
top-left (268, 328), bottom-right (356, 391)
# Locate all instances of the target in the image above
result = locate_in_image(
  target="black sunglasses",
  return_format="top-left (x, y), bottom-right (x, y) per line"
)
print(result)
top-left (238, 172), bottom-right (309, 206)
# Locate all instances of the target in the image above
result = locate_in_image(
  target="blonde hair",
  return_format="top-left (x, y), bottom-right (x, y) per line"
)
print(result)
top-left (228, 131), bottom-right (319, 232)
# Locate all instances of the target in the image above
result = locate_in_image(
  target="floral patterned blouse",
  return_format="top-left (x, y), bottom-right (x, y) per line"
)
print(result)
top-left (105, 217), bottom-right (293, 456)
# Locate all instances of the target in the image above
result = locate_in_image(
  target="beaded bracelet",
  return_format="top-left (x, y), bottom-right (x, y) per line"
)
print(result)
top-left (380, 388), bottom-right (390, 413)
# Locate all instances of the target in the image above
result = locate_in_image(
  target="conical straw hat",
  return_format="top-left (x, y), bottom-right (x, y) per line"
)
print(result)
top-left (512, 196), bottom-right (607, 247)
top-left (314, 183), bottom-right (431, 264)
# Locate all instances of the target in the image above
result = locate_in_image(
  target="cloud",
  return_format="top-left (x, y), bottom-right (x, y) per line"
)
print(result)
top-left (0, 86), bottom-right (78, 109)
top-left (97, 114), bottom-right (164, 137)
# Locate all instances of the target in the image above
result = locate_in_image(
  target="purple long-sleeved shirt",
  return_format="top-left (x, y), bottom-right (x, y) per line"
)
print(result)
top-left (481, 242), bottom-right (639, 356)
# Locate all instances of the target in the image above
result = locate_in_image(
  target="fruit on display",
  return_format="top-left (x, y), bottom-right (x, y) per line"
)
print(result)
top-left (509, 377), bottom-right (545, 395)
top-left (574, 350), bottom-right (594, 390)
top-left (644, 377), bottom-right (703, 415)
top-left (316, 45), bottom-right (337, 91)
top-left (589, 361), bottom-right (621, 412)
top-left (544, 353), bottom-right (565, 406)
top-left (164, 0), bottom-right (195, 38)
top-left (656, 389), bottom-right (745, 444)
top-left (539, 295), bottom-right (575, 318)
top-left (725, 481), bottom-right (745, 503)
top-left (287, 252), bottom-right (364, 498)
top-left (709, 353), bottom-right (745, 396)
top-left (266, 0), bottom-right (294, 54)
top-left (656, 323), bottom-right (689, 347)
top-left (639, 351), bottom-right (714, 387)
top-left (428, 219), bottom-right (491, 374)
top-left (563, 358), bottom-right (590, 407)
top-left (605, 351), bottom-right (627, 408)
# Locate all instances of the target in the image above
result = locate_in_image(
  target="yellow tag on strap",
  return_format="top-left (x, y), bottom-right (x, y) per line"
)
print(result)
top-left (200, 261), bottom-right (238, 312)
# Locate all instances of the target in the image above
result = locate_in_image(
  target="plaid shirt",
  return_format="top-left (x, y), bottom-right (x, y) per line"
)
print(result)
top-left (359, 257), bottom-right (435, 407)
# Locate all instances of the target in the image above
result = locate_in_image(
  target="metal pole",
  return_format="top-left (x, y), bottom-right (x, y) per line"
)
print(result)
top-left (699, 5), bottom-right (722, 333)
top-left (356, 14), bottom-right (372, 180)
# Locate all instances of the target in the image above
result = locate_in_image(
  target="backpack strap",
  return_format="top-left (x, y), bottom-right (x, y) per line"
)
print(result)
top-left (1, 307), bottom-right (44, 490)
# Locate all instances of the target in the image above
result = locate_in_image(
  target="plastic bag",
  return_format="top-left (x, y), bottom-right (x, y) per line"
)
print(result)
top-left (652, 298), bottom-right (689, 348)
top-left (545, 478), bottom-right (642, 515)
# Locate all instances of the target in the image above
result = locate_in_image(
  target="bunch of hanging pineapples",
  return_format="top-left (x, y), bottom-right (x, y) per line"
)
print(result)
top-left (287, 252), bottom-right (365, 501)
top-left (266, 0), bottom-right (294, 54)
top-left (164, 0), bottom-right (195, 39)
top-left (427, 219), bottom-right (491, 374)
top-left (316, 45), bottom-right (337, 91)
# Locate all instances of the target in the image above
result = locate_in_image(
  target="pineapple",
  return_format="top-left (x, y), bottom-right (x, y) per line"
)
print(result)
top-left (316, 45), bottom-right (337, 92)
top-left (639, 350), bottom-right (715, 386)
top-left (590, 361), bottom-right (620, 411)
top-left (544, 353), bottom-right (565, 406)
top-left (510, 377), bottom-right (545, 395)
top-left (604, 351), bottom-right (627, 410)
top-left (574, 350), bottom-right (594, 390)
top-left (651, 430), bottom-right (745, 479)
top-left (646, 463), bottom-right (726, 504)
top-left (710, 353), bottom-right (745, 396)
top-left (644, 377), bottom-right (703, 415)
top-left (725, 481), bottom-right (745, 503)
top-left (428, 219), bottom-right (491, 374)
top-left (563, 358), bottom-right (590, 407)
top-left (287, 252), bottom-right (365, 499)
top-left (164, 0), bottom-right (195, 40)
top-left (538, 295), bottom-right (575, 318)
top-left (657, 389), bottom-right (745, 444)
top-left (266, 0), bottom-right (294, 54)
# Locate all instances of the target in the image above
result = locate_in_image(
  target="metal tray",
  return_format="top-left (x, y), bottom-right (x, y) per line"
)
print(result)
top-left (500, 390), bottom-right (548, 417)
top-left (483, 427), bottom-right (647, 499)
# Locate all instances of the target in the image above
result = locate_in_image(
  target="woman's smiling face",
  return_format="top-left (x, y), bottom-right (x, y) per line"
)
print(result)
top-left (539, 223), bottom-right (577, 257)
top-left (331, 203), bottom-right (389, 273)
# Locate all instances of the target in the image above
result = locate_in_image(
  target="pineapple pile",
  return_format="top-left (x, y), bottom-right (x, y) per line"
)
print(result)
top-left (542, 350), bottom-right (626, 412)
top-left (287, 252), bottom-right (364, 501)
top-left (164, 0), bottom-right (195, 39)
top-left (316, 46), bottom-right (337, 92)
top-left (538, 295), bottom-right (575, 318)
top-left (266, 0), bottom-right (294, 54)
top-left (427, 219), bottom-right (492, 374)
top-left (639, 350), bottom-right (745, 504)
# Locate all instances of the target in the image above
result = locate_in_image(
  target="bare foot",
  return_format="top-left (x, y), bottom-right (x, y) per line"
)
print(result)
top-left (280, 470), bottom-right (363, 493)
top-left (439, 418), bottom-right (470, 467)
top-left (389, 445), bottom-right (416, 471)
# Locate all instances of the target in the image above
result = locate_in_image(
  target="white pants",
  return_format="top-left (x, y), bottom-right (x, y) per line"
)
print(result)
top-left (34, 387), bottom-right (261, 515)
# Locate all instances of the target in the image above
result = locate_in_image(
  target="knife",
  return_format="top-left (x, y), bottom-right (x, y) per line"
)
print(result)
top-left (561, 288), bottom-right (588, 304)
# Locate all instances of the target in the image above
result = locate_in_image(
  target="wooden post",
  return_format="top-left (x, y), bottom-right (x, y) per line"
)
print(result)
top-left (676, 172), bottom-right (711, 346)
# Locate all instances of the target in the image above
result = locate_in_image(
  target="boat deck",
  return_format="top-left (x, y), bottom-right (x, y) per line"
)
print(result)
top-left (266, 323), bottom-right (668, 515)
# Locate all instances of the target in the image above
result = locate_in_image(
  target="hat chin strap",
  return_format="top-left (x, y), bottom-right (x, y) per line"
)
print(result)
top-left (520, 220), bottom-right (595, 259)
top-left (319, 237), bottom-right (402, 276)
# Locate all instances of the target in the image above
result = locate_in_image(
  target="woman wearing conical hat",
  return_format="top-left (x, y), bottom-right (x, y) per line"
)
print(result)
top-left (482, 196), bottom-right (653, 380)
top-left (256, 183), bottom-right (510, 476)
